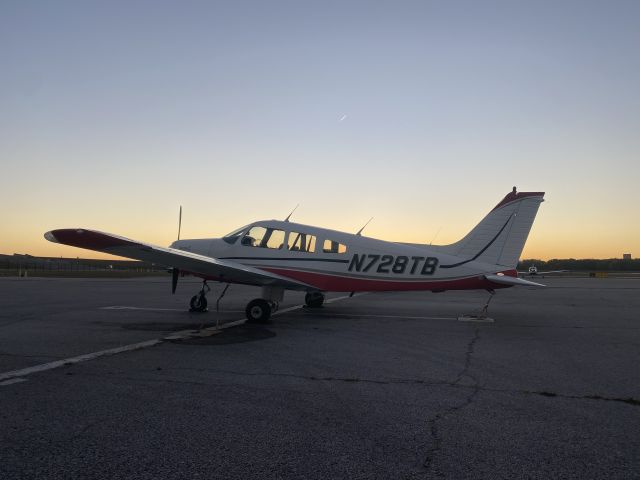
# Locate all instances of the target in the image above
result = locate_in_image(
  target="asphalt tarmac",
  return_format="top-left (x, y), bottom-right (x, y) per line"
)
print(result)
top-left (1, 276), bottom-right (639, 479)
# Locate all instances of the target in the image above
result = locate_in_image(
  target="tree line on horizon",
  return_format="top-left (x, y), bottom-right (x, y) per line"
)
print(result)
top-left (2, 253), bottom-right (638, 273)
top-left (0, 253), bottom-right (160, 272)
top-left (518, 258), bottom-right (639, 271)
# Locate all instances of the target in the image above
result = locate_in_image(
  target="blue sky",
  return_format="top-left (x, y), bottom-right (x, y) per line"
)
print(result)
top-left (1, 1), bottom-right (639, 258)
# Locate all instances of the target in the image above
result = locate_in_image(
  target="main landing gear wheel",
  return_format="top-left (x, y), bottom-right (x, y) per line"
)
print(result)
top-left (246, 299), bottom-right (272, 324)
top-left (305, 292), bottom-right (325, 308)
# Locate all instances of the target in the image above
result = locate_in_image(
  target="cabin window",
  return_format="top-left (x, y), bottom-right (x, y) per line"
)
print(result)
top-left (287, 232), bottom-right (316, 253)
top-left (322, 239), bottom-right (347, 254)
top-left (241, 226), bottom-right (286, 249)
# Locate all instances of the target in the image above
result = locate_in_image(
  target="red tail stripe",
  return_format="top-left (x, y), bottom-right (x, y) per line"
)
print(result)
top-left (261, 267), bottom-right (509, 292)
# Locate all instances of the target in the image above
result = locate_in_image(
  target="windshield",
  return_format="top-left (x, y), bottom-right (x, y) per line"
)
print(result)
top-left (222, 226), bottom-right (248, 245)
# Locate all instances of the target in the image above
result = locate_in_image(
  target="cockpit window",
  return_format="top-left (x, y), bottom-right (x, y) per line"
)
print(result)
top-left (222, 226), bottom-right (247, 245)
top-left (242, 226), bottom-right (286, 249)
top-left (287, 232), bottom-right (316, 253)
top-left (322, 239), bottom-right (347, 254)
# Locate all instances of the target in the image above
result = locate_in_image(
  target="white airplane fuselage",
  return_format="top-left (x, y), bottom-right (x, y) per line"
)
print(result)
top-left (171, 220), bottom-right (514, 292)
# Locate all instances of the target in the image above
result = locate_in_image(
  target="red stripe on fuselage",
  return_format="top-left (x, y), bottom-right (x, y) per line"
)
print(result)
top-left (260, 267), bottom-right (510, 292)
top-left (490, 191), bottom-right (545, 212)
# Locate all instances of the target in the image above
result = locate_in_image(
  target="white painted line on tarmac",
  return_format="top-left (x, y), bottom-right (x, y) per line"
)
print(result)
top-left (101, 306), bottom-right (185, 311)
top-left (457, 315), bottom-right (495, 323)
top-left (0, 378), bottom-right (27, 386)
top-left (101, 306), bottom-right (248, 313)
top-left (325, 294), bottom-right (361, 304)
top-left (297, 312), bottom-right (454, 321)
top-left (191, 298), bottom-right (337, 335)
top-left (0, 339), bottom-right (161, 383)
top-left (0, 295), bottom-right (358, 382)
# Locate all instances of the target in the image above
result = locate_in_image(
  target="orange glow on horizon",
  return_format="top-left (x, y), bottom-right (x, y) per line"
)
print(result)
top-left (5, 218), bottom-right (636, 262)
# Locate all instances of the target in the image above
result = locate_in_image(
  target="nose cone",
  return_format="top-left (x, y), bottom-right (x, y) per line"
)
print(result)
top-left (169, 238), bottom-right (223, 257)
top-left (170, 240), bottom-right (189, 250)
top-left (208, 238), bottom-right (226, 257)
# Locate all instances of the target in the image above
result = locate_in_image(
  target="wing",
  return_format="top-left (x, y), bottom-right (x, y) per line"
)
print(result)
top-left (44, 229), bottom-right (313, 291)
top-left (485, 274), bottom-right (545, 287)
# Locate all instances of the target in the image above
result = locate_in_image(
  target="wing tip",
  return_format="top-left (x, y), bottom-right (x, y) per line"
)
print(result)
top-left (44, 230), bottom-right (60, 244)
top-left (41, 228), bottom-right (137, 250)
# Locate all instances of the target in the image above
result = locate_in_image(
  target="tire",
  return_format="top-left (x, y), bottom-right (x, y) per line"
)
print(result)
top-left (246, 299), bottom-right (272, 323)
top-left (305, 292), bottom-right (325, 308)
top-left (190, 294), bottom-right (208, 312)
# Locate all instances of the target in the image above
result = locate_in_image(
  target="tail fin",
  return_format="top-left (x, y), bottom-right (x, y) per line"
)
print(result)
top-left (441, 188), bottom-right (545, 268)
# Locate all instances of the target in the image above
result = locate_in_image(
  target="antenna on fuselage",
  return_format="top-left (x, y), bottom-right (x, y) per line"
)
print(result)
top-left (356, 217), bottom-right (374, 236)
top-left (284, 204), bottom-right (299, 222)
top-left (429, 225), bottom-right (442, 245)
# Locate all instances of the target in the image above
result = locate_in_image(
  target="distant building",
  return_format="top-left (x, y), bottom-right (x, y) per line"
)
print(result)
top-left (623, 253), bottom-right (632, 260)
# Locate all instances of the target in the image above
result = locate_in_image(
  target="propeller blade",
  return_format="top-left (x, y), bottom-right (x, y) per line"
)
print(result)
top-left (177, 205), bottom-right (182, 241)
top-left (172, 267), bottom-right (179, 294)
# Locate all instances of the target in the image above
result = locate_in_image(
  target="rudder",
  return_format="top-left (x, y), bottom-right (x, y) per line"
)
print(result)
top-left (441, 188), bottom-right (545, 268)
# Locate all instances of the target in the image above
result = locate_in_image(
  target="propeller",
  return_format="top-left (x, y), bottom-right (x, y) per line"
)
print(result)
top-left (172, 266), bottom-right (179, 294)
top-left (172, 205), bottom-right (182, 294)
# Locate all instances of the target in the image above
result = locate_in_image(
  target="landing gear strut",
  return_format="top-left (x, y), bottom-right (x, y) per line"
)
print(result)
top-left (478, 290), bottom-right (495, 319)
top-left (216, 284), bottom-right (230, 312)
top-left (189, 281), bottom-right (210, 312)
top-left (458, 289), bottom-right (495, 322)
top-left (305, 292), bottom-right (325, 308)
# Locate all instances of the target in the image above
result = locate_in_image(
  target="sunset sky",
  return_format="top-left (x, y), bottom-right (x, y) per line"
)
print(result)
top-left (1, 1), bottom-right (638, 260)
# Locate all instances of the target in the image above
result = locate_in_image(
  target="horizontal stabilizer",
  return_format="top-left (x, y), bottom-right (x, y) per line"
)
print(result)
top-left (484, 274), bottom-right (545, 287)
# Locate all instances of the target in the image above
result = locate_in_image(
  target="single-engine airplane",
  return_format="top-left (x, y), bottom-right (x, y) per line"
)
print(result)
top-left (519, 265), bottom-right (568, 276)
top-left (45, 187), bottom-right (545, 323)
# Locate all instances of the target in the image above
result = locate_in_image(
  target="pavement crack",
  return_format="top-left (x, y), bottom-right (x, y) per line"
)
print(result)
top-left (423, 326), bottom-right (481, 476)
top-left (453, 326), bottom-right (480, 385)
top-left (120, 365), bottom-right (640, 411)
top-left (522, 390), bottom-right (640, 407)
top-left (163, 367), bottom-right (452, 387)
top-left (443, 385), bottom-right (640, 408)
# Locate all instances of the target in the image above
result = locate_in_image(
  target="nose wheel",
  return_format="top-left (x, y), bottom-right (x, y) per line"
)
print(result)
top-left (189, 281), bottom-right (210, 312)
